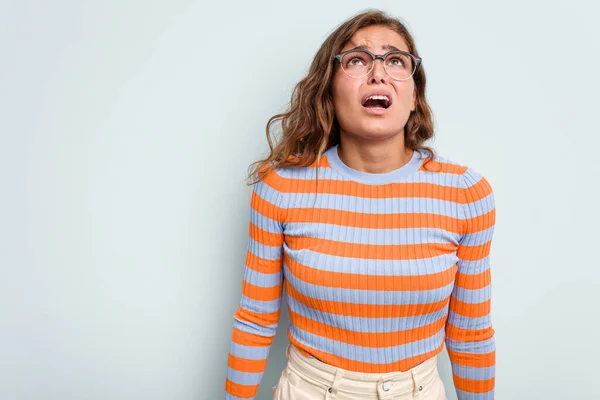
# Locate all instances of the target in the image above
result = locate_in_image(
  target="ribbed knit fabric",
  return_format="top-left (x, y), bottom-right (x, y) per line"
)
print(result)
top-left (224, 144), bottom-right (496, 400)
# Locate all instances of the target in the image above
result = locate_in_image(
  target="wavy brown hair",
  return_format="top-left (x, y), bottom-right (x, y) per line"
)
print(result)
top-left (246, 9), bottom-right (437, 187)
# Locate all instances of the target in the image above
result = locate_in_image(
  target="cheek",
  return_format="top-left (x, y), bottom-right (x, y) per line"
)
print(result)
top-left (333, 76), bottom-right (359, 110)
top-left (396, 82), bottom-right (415, 106)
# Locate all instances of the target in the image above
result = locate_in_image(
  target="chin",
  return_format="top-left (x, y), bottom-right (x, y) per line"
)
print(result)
top-left (350, 128), bottom-right (398, 141)
top-left (361, 122), bottom-right (399, 134)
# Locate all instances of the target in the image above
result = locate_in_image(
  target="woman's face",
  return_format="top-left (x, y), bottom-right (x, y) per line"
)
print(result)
top-left (331, 25), bottom-right (416, 141)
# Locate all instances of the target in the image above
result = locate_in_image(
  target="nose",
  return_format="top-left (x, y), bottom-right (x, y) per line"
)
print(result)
top-left (369, 57), bottom-right (387, 82)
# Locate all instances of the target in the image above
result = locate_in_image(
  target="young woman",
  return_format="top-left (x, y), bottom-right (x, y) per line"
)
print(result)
top-left (224, 9), bottom-right (496, 400)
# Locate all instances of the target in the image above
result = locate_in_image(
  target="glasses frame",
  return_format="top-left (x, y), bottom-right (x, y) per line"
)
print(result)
top-left (333, 48), bottom-right (422, 81)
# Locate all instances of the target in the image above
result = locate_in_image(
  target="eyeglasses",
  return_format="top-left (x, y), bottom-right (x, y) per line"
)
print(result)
top-left (333, 48), bottom-right (422, 81)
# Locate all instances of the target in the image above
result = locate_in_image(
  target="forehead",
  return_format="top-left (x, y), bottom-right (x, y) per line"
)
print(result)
top-left (342, 26), bottom-right (409, 52)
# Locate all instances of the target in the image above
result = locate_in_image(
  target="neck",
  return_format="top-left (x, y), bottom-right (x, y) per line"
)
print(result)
top-left (336, 132), bottom-right (413, 174)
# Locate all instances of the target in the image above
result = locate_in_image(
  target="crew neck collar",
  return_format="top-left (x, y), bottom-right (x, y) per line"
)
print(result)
top-left (324, 144), bottom-right (425, 184)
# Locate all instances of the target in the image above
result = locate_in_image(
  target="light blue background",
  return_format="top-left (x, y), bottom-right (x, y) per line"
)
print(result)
top-left (1, 1), bottom-right (599, 399)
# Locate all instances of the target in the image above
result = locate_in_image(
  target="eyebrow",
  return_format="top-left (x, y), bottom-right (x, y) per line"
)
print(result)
top-left (346, 44), bottom-right (403, 52)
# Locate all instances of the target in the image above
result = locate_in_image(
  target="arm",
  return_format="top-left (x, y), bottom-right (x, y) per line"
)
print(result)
top-left (224, 170), bottom-right (286, 400)
top-left (445, 167), bottom-right (496, 399)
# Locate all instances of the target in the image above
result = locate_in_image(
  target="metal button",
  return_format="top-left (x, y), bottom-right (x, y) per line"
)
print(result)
top-left (328, 387), bottom-right (333, 393)
top-left (418, 385), bottom-right (423, 391)
top-left (382, 381), bottom-right (391, 391)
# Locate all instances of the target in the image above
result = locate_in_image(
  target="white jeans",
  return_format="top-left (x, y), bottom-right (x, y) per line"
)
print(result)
top-left (272, 344), bottom-right (447, 400)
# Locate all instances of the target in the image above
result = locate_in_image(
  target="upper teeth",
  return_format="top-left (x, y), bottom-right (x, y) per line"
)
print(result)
top-left (366, 95), bottom-right (389, 102)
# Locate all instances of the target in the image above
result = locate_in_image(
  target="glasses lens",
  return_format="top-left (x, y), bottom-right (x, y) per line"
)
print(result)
top-left (341, 50), bottom-right (416, 80)
top-left (341, 51), bottom-right (372, 77)
top-left (385, 52), bottom-right (416, 80)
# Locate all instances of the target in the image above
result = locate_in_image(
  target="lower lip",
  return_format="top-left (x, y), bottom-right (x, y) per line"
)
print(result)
top-left (362, 105), bottom-right (390, 115)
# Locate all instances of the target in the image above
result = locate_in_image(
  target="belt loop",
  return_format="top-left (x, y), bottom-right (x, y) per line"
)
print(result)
top-left (375, 376), bottom-right (387, 399)
top-left (411, 368), bottom-right (423, 399)
top-left (325, 369), bottom-right (344, 399)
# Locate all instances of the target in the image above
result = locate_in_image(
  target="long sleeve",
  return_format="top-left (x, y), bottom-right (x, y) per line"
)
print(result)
top-left (445, 167), bottom-right (496, 399)
top-left (224, 172), bottom-right (287, 400)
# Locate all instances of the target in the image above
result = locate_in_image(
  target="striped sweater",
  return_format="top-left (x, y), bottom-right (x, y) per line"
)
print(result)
top-left (225, 144), bottom-right (496, 399)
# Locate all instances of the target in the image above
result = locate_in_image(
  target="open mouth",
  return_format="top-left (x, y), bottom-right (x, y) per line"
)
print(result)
top-left (362, 98), bottom-right (391, 109)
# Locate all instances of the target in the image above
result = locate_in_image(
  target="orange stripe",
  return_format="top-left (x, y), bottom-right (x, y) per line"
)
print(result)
top-left (225, 378), bottom-right (257, 398)
top-left (244, 251), bottom-right (281, 274)
top-left (288, 332), bottom-right (446, 373)
top-left (261, 167), bottom-right (288, 192)
top-left (227, 353), bottom-right (268, 373)
top-left (465, 209), bottom-right (495, 232)
top-left (242, 280), bottom-right (282, 302)
top-left (248, 221), bottom-right (283, 247)
top-left (231, 327), bottom-right (274, 347)
top-left (289, 309), bottom-right (446, 347)
top-left (250, 191), bottom-right (284, 225)
top-left (281, 154), bottom-right (324, 167)
top-left (319, 155), bottom-right (332, 168)
top-left (267, 156), bottom-right (470, 199)
top-left (285, 282), bottom-right (449, 318)
top-left (457, 240), bottom-right (492, 261)
top-left (447, 348), bottom-right (495, 368)
top-left (453, 375), bottom-right (495, 393)
top-left (445, 325), bottom-right (495, 342)
top-left (449, 298), bottom-right (491, 318)
top-left (464, 176), bottom-right (493, 203)
top-left (233, 307), bottom-right (280, 329)
top-left (454, 269), bottom-right (491, 290)
top-left (418, 159), bottom-right (467, 175)
top-left (285, 255), bottom-right (456, 291)
top-left (288, 207), bottom-right (463, 232)
top-left (297, 346), bottom-right (313, 357)
top-left (278, 175), bottom-right (466, 201)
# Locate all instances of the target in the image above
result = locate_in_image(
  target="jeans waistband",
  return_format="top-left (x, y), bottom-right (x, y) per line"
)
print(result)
top-left (285, 343), bottom-right (439, 397)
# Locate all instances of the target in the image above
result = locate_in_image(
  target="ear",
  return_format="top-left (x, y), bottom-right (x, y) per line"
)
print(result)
top-left (411, 90), bottom-right (417, 111)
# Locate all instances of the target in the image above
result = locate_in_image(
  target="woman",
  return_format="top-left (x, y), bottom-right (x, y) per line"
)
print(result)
top-left (224, 9), bottom-right (496, 400)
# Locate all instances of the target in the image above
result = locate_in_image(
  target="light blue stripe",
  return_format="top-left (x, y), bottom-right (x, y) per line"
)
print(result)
top-left (445, 337), bottom-right (495, 354)
top-left (455, 388), bottom-right (494, 400)
top-left (285, 223), bottom-right (460, 245)
top-left (460, 226), bottom-right (494, 246)
top-left (289, 324), bottom-right (445, 364)
top-left (451, 364), bottom-right (495, 380)
top-left (243, 268), bottom-right (282, 288)
top-left (226, 368), bottom-right (263, 386)
top-left (233, 317), bottom-right (278, 337)
top-left (286, 192), bottom-right (465, 216)
top-left (283, 247), bottom-right (458, 276)
top-left (247, 238), bottom-right (282, 261)
top-left (451, 286), bottom-right (491, 303)
top-left (446, 311), bottom-right (491, 330)
top-left (323, 145), bottom-right (425, 184)
top-left (240, 295), bottom-right (281, 314)
top-left (251, 210), bottom-right (284, 234)
top-left (455, 257), bottom-right (491, 274)
top-left (225, 394), bottom-right (258, 400)
top-left (461, 194), bottom-right (494, 219)
top-left (229, 342), bottom-right (271, 360)
top-left (252, 178), bottom-right (283, 207)
top-left (276, 161), bottom-right (465, 187)
top-left (284, 263), bottom-right (455, 305)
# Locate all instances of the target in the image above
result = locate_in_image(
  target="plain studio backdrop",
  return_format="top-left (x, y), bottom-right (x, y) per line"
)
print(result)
top-left (1, 1), bottom-right (599, 399)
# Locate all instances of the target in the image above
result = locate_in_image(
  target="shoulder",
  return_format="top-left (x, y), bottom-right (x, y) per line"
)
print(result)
top-left (254, 162), bottom-right (292, 196)
top-left (419, 150), bottom-right (468, 176)
top-left (426, 151), bottom-right (492, 189)
top-left (423, 151), bottom-right (494, 206)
